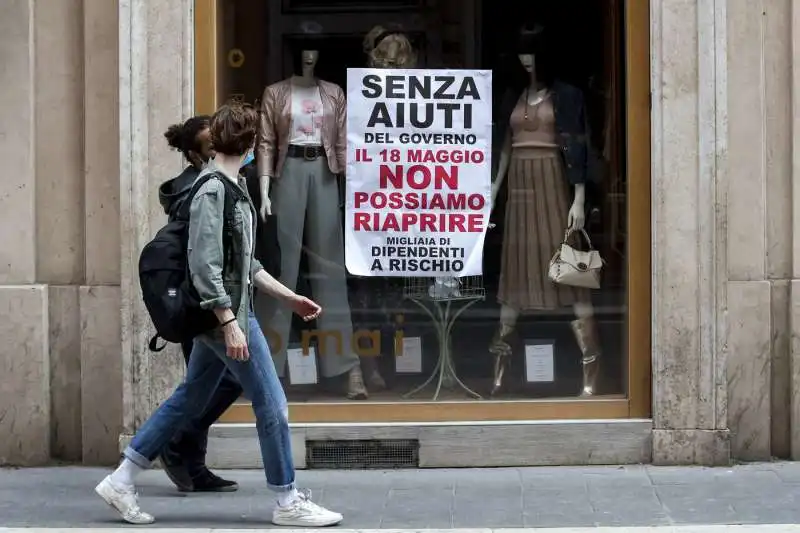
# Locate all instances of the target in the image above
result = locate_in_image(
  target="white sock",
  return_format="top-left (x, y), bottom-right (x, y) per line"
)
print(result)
top-left (109, 458), bottom-right (143, 488)
top-left (277, 488), bottom-right (299, 508)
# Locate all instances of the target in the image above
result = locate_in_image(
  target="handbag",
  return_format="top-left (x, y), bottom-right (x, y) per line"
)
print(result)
top-left (548, 228), bottom-right (604, 289)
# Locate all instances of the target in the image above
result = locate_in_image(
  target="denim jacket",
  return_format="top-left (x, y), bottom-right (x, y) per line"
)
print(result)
top-left (187, 161), bottom-right (263, 339)
top-left (494, 80), bottom-right (601, 185)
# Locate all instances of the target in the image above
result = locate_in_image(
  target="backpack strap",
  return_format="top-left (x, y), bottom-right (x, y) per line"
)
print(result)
top-left (174, 172), bottom-right (218, 222)
top-left (175, 171), bottom-right (245, 222)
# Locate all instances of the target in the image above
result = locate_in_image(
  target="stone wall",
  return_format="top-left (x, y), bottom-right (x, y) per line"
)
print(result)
top-left (0, 0), bottom-right (122, 466)
top-left (650, 0), bottom-right (800, 464)
top-left (4, 0), bottom-right (800, 466)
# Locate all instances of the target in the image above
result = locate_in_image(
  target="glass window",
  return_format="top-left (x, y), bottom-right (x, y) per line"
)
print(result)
top-left (208, 0), bottom-right (644, 419)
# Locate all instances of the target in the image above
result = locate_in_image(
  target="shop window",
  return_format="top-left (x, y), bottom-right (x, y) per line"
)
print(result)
top-left (201, 0), bottom-right (649, 421)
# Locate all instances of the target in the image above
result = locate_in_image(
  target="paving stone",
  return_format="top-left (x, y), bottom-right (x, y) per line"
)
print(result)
top-left (5, 464), bottom-right (800, 528)
top-left (454, 487), bottom-right (524, 528)
top-left (381, 487), bottom-right (454, 528)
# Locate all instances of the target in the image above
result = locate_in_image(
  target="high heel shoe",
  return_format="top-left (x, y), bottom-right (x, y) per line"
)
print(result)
top-left (570, 317), bottom-right (602, 397)
top-left (488, 323), bottom-right (515, 396)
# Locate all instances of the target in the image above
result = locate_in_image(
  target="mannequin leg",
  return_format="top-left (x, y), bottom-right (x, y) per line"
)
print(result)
top-left (571, 300), bottom-right (602, 396)
top-left (488, 304), bottom-right (519, 396)
top-left (254, 158), bottom-right (310, 378)
top-left (305, 159), bottom-right (366, 399)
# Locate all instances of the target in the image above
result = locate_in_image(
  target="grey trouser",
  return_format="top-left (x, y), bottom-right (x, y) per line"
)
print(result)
top-left (254, 155), bottom-right (359, 378)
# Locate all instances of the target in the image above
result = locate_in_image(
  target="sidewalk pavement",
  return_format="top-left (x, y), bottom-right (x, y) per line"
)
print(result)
top-left (3, 463), bottom-right (800, 530)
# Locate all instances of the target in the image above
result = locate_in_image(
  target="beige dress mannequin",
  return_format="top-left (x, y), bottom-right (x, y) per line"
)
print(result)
top-left (490, 49), bottom-right (601, 398)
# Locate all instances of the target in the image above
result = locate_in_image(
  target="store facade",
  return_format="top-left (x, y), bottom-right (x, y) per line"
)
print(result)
top-left (0, 0), bottom-right (797, 467)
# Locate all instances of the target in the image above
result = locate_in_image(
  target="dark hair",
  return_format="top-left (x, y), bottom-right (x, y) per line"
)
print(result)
top-left (290, 38), bottom-right (324, 76)
top-left (210, 100), bottom-right (258, 156)
top-left (511, 23), bottom-right (555, 88)
top-left (515, 24), bottom-right (545, 55)
top-left (164, 115), bottom-right (210, 158)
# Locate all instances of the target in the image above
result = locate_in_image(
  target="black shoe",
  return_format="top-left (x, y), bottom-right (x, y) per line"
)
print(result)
top-left (184, 468), bottom-right (239, 493)
top-left (159, 446), bottom-right (194, 492)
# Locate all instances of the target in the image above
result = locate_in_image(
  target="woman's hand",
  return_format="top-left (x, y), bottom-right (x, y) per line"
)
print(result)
top-left (288, 295), bottom-right (322, 322)
top-left (222, 321), bottom-right (249, 361)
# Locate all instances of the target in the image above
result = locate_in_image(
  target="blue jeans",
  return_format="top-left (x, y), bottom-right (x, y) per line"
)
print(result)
top-left (124, 311), bottom-right (295, 492)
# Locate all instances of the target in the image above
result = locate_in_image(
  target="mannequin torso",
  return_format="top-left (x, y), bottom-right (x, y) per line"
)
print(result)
top-left (288, 77), bottom-right (324, 146)
top-left (257, 60), bottom-right (346, 220)
top-left (492, 56), bottom-right (587, 231)
top-left (509, 88), bottom-right (558, 149)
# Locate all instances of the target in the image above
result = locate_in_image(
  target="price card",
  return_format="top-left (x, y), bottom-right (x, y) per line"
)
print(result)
top-left (395, 336), bottom-right (423, 374)
top-left (524, 341), bottom-right (555, 383)
top-left (287, 345), bottom-right (318, 385)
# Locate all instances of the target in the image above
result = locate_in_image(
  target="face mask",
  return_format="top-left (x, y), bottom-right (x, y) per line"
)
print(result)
top-left (241, 150), bottom-right (255, 169)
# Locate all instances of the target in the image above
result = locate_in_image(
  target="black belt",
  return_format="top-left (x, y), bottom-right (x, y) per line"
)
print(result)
top-left (287, 145), bottom-right (324, 160)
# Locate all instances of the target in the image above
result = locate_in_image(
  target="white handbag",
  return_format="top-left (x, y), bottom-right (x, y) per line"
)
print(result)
top-left (548, 228), bottom-right (604, 289)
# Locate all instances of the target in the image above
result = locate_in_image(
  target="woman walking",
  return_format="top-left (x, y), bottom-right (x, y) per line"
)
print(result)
top-left (158, 114), bottom-right (242, 493)
top-left (95, 101), bottom-right (342, 527)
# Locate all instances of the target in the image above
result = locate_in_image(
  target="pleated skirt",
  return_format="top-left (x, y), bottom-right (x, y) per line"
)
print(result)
top-left (497, 147), bottom-right (589, 311)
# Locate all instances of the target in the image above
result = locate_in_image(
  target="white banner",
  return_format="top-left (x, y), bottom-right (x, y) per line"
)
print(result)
top-left (345, 68), bottom-right (493, 277)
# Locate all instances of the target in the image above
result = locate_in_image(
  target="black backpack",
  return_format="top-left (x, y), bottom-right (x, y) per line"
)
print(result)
top-left (139, 171), bottom-right (245, 352)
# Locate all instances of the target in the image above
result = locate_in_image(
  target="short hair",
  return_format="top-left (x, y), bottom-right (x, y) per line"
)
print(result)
top-left (364, 24), bottom-right (417, 68)
top-left (290, 38), bottom-right (324, 76)
top-left (163, 115), bottom-right (210, 158)
top-left (209, 101), bottom-right (258, 156)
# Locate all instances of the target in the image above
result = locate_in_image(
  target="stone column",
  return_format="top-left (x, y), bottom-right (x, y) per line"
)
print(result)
top-left (0, 0), bottom-right (67, 466)
top-left (724, 0), bottom-right (792, 462)
top-left (650, 0), bottom-right (730, 465)
top-left (0, 0), bottom-right (129, 466)
top-left (790, 0), bottom-right (800, 460)
top-left (80, 0), bottom-right (125, 466)
top-left (652, 0), bottom-right (795, 464)
top-left (119, 0), bottom-right (195, 437)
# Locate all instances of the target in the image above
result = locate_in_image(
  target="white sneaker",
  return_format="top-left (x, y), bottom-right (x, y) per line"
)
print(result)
top-left (272, 489), bottom-right (343, 527)
top-left (95, 475), bottom-right (155, 525)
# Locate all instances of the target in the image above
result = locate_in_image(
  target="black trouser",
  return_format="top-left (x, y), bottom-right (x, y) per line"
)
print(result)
top-left (166, 340), bottom-right (243, 475)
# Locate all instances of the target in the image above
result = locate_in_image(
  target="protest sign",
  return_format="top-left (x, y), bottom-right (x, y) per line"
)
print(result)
top-left (345, 68), bottom-right (492, 277)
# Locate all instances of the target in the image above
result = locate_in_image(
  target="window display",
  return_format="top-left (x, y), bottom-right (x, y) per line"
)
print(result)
top-left (214, 0), bottom-right (630, 408)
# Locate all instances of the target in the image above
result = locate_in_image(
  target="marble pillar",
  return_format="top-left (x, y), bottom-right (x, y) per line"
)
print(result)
top-left (650, 0), bottom-right (731, 465)
top-left (652, 0), bottom-right (798, 464)
top-left (0, 0), bottom-right (127, 466)
top-left (0, 0), bottom-right (53, 466)
top-left (119, 0), bottom-right (195, 436)
top-left (791, 0), bottom-right (800, 461)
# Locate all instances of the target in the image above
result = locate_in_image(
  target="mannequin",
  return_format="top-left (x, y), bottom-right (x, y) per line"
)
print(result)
top-left (340, 24), bottom-right (420, 391)
top-left (490, 25), bottom-right (602, 397)
top-left (363, 24), bottom-right (418, 69)
top-left (255, 42), bottom-right (367, 400)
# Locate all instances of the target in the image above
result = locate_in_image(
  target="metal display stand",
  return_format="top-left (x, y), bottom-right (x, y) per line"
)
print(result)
top-left (402, 275), bottom-right (486, 400)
